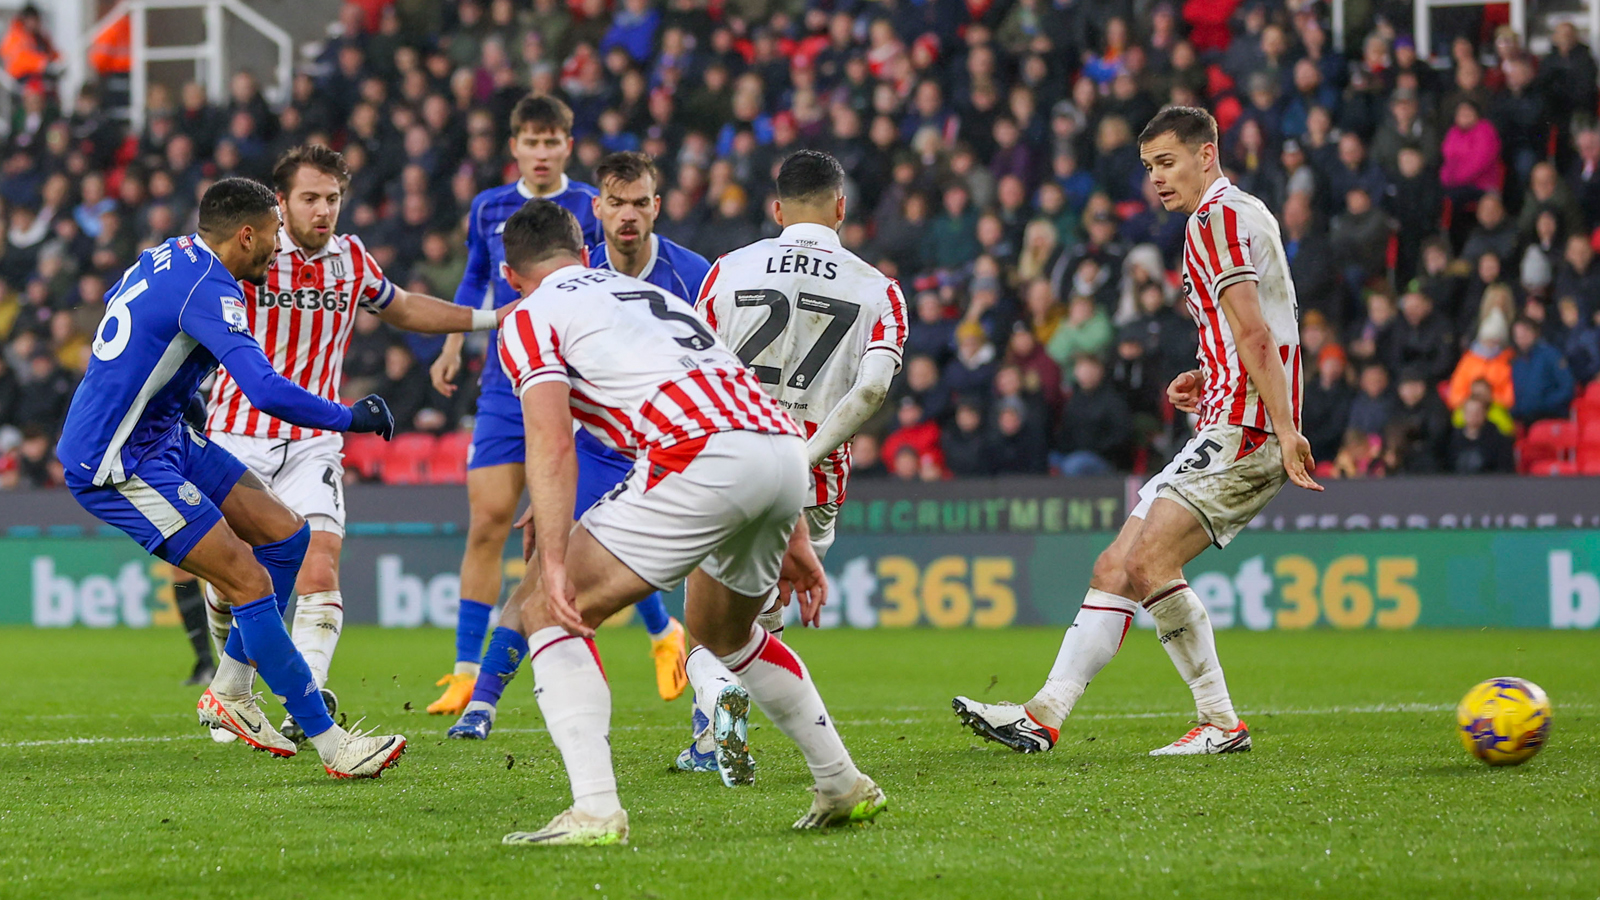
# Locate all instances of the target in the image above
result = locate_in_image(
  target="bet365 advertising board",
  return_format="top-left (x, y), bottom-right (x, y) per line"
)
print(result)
top-left (6, 477), bottom-right (1600, 631)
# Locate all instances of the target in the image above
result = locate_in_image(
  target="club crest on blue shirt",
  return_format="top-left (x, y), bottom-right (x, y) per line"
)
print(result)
top-left (178, 482), bottom-right (202, 506)
top-left (221, 295), bottom-right (249, 333)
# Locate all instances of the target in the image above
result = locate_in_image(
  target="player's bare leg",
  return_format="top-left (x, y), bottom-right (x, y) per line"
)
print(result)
top-left (685, 568), bottom-right (884, 828)
top-left (954, 517), bottom-right (1142, 752)
top-left (503, 524), bottom-right (654, 846)
top-left (430, 462), bottom-right (523, 715)
top-left (1125, 496), bottom-right (1250, 756)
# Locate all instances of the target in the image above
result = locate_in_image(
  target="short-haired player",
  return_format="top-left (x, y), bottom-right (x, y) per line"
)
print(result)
top-left (953, 107), bottom-right (1321, 756)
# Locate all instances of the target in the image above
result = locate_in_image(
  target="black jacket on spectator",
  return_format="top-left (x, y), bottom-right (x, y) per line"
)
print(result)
top-left (1394, 392), bottom-right (1453, 473)
top-left (989, 414), bottom-right (1050, 475)
top-left (1384, 172), bottom-right (1442, 286)
top-left (943, 422), bottom-right (994, 477)
top-left (1461, 219), bottom-right (1518, 266)
top-left (1447, 424), bottom-right (1515, 474)
top-left (1053, 383), bottom-right (1132, 465)
top-left (13, 362), bottom-right (75, 432)
top-left (1389, 313), bottom-right (1457, 384)
top-left (1553, 260), bottom-right (1600, 319)
top-left (1287, 230), bottom-right (1343, 327)
top-left (1302, 376), bottom-right (1354, 462)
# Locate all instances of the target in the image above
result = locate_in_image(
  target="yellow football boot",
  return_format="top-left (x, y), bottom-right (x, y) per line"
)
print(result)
top-left (650, 618), bottom-right (688, 701)
top-left (426, 672), bottom-right (475, 715)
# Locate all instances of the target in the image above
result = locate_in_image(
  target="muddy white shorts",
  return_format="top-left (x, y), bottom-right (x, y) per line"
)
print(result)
top-left (206, 431), bottom-right (347, 535)
top-left (581, 430), bottom-right (809, 598)
top-left (1131, 423), bottom-right (1287, 548)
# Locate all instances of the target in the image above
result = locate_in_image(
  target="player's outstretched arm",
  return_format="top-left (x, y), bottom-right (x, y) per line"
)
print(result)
top-left (1217, 281), bottom-right (1323, 492)
top-left (378, 286), bottom-right (512, 335)
top-left (805, 351), bottom-right (897, 468)
top-left (218, 347), bottom-right (393, 438)
top-left (515, 380), bottom-right (584, 634)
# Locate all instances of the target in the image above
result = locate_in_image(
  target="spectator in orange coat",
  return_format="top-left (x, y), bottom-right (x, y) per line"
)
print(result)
top-left (1446, 310), bottom-right (1515, 410)
top-left (1, 5), bottom-right (56, 85)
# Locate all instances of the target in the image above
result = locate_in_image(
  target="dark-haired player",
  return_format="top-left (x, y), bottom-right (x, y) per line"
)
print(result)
top-left (682, 150), bottom-right (905, 781)
top-left (55, 178), bottom-right (406, 777)
top-left (490, 199), bottom-right (882, 845)
top-left (198, 145), bottom-right (506, 745)
top-left (954, 107), bottom-right (1321, 756)
top-left (428, 98), bottom-right (688, 719)
top-left (445, 151), bottom-right (710, 740)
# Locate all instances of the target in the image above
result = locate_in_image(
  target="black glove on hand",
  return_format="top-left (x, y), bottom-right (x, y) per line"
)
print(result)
top-left (348, 394), bottom-right (396, 440)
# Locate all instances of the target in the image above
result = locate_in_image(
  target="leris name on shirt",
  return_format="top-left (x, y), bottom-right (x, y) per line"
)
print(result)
top-left (766, 252), bottom-right (838, 279)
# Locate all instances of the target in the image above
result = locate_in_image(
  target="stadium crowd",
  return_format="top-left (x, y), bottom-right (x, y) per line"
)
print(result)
top-left (2, 0), bottom-right (1600, 489)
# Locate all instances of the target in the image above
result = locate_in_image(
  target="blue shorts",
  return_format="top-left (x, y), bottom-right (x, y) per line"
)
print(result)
top-left (468, 392), bottom-right (524, 471)
top-left (574, 438), bottom-right (632, 519)
top-left (66, 427), bottom-right (250, 564)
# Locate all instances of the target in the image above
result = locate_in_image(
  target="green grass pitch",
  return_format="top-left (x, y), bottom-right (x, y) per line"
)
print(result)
top-left (0, 626), bottom-right (1595, 899)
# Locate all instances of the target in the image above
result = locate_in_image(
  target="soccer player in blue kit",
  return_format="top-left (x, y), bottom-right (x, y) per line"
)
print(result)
top-left (445, 151), bottom-right (711, 740)
top-left (426, 97), bottom-right (689, 719)
top-left (55, 179), bottom-right (407, 778)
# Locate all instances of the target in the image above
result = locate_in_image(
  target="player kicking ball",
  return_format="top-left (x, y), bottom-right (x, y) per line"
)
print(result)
top-left (492, 201), bottom-right (884, 845)
top-left (56, 179), bottom-right (405, 777)
top-left (677, 150), bottom-right (905, 781)
top-left (427, 97), bottom-right (687, 720)
top-left (445, 150), bottom-right (711, 740)
top-left (200, 144), bottom-right (512, 747)
top-left (954, 107), bottom-right (1321, 757)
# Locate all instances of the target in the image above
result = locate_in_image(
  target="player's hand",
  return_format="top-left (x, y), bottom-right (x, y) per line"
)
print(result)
top-left (1280, 428), bottom-right (1324, 492)
top-left (778, 538), bottom-right (828, 628)
top-left (430, 348), bottom-right (461, 396)
top-left (514, 505), bottom-right (536, 561)
top-left (347, 394), bottom-right (395, 440)
top-left (1166, 370), bottom-right (1203, 414)
top-left (541, 559), bottom-right (589, 637)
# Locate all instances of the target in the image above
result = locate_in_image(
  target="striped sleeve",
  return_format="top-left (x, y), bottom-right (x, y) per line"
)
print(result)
top-left (865, 278), bottom-right (908, 362)
top-left (1199, 203), bottom-right (1258, 297)
top-left (347, 236), bottom-right (396, 311)
top-left (695, 259), bottom-right (723, 331)
top-left (498, 306), bottom-right (568, 396)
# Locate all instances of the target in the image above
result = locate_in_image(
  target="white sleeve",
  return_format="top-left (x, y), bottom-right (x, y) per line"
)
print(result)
top-left (805, 350), bottom-right (898, 468)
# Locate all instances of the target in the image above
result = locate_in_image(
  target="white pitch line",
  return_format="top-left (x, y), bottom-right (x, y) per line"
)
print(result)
top-left (5, 702), bottom-right (1558, 749)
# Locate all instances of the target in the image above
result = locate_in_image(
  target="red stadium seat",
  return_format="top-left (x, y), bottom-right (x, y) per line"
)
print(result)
top-left (1581, 449), bottom-right (1600, 475)
top-left (380, 433), bottom-right (437, 485)
top-left (1585, 381), bottom-right (1600, 402)
top-left (1575, 396), bottom-right (1600, 426)
top-left (1519, 419), bottom-right (1579, 473)
top-left (428, 431), bottom-right (471, 484)
top-left (1530, 459), bottom-right (1579, 476)
top-left (1582, 420), bottom-right (1600, 447)
top-left (342, 432), bottom-right (386, 481)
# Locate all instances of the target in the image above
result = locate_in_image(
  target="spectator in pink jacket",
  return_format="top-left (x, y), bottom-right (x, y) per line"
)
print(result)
top-left (1440, 99), bottom-right (1503, 199)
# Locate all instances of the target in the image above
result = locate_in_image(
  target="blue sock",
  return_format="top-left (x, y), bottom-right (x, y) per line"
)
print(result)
top-left (456, 599), bottom-right (493, 664)
top-left (232, 595), bottom-right (333, 736)
top-left (254, 523), bottom-right (310, 618)
top-left (637, 592), bottom-right (671, 635)
top-left (469, 626), bottom-right (529, 706)
top-left (223, 623), bottom-right (248, 664)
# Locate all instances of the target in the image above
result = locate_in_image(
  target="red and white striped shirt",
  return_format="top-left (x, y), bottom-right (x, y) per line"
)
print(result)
top-left (695, 223), bottom-right (908, 505)
top-left (206, 230), bottom-right (395, 440)
top-left (497, 265), bottom-right (802, 460)
top-left (1180, 177), bottom-right (1302, 433)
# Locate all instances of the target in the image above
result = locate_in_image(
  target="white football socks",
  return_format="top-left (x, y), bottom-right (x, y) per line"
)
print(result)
top-left (685, 645), bottom-right (739, 734)
top-left (453, 661), bottom-right (481, 677)
top-left (1144, 580), bottom-right (1239, 729)
top-left (528, 626), bottom-right (622, 818)
top-left (202, 584), bottom-right (233, 661)
top-left (720, 623), bottom-right (858, 797)
top-left (210, 644), bottom-right (255, 697)
top-left (1026, 590), bottom-right (1137, 730)
top-left (308, 723), bottom-right (348, 763)
top-left (291, 590), bottom-right (343, 689)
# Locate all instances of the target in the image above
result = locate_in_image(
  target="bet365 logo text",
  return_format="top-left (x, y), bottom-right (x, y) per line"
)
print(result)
top-left (32, 557), bottom-right (154, 627)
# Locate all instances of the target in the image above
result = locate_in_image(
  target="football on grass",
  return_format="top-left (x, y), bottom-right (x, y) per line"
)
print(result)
top-left (1457, 677), bottom-right (1552, 766)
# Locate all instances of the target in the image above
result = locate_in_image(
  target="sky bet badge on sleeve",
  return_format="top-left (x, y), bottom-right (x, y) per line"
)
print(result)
top-left (221, 295), bottom-right (249, 334)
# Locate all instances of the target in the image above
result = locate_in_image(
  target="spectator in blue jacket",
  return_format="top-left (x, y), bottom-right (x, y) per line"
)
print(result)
top-left (599, 0), bottom-right (660, 63)
top-left (1511, 316), bottom-right (1575, 424)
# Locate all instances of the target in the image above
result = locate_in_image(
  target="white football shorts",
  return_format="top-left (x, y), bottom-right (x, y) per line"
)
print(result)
top-left (207, 431), bottom-right (347, 535)
top-left (1132, 423), bottom-right (1288, 548)
top-left (581, 430), bottom-right (810, 598)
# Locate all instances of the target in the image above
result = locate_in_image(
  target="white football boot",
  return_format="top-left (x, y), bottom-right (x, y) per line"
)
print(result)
top-left (502, 808), bottom-right (629, 846)
top-left (793, 775), bottom-right (887, 829)
top-left (1149, 720), bottom-right (1252, 756)
top-left (197, 688), bottom-right (295, 757)
top-left (951, 696), bottom-right (1059, 753)
top-left (322, 725), bottom-right (407, 778)
top-left (712, 684), bottom-right (755, 787)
